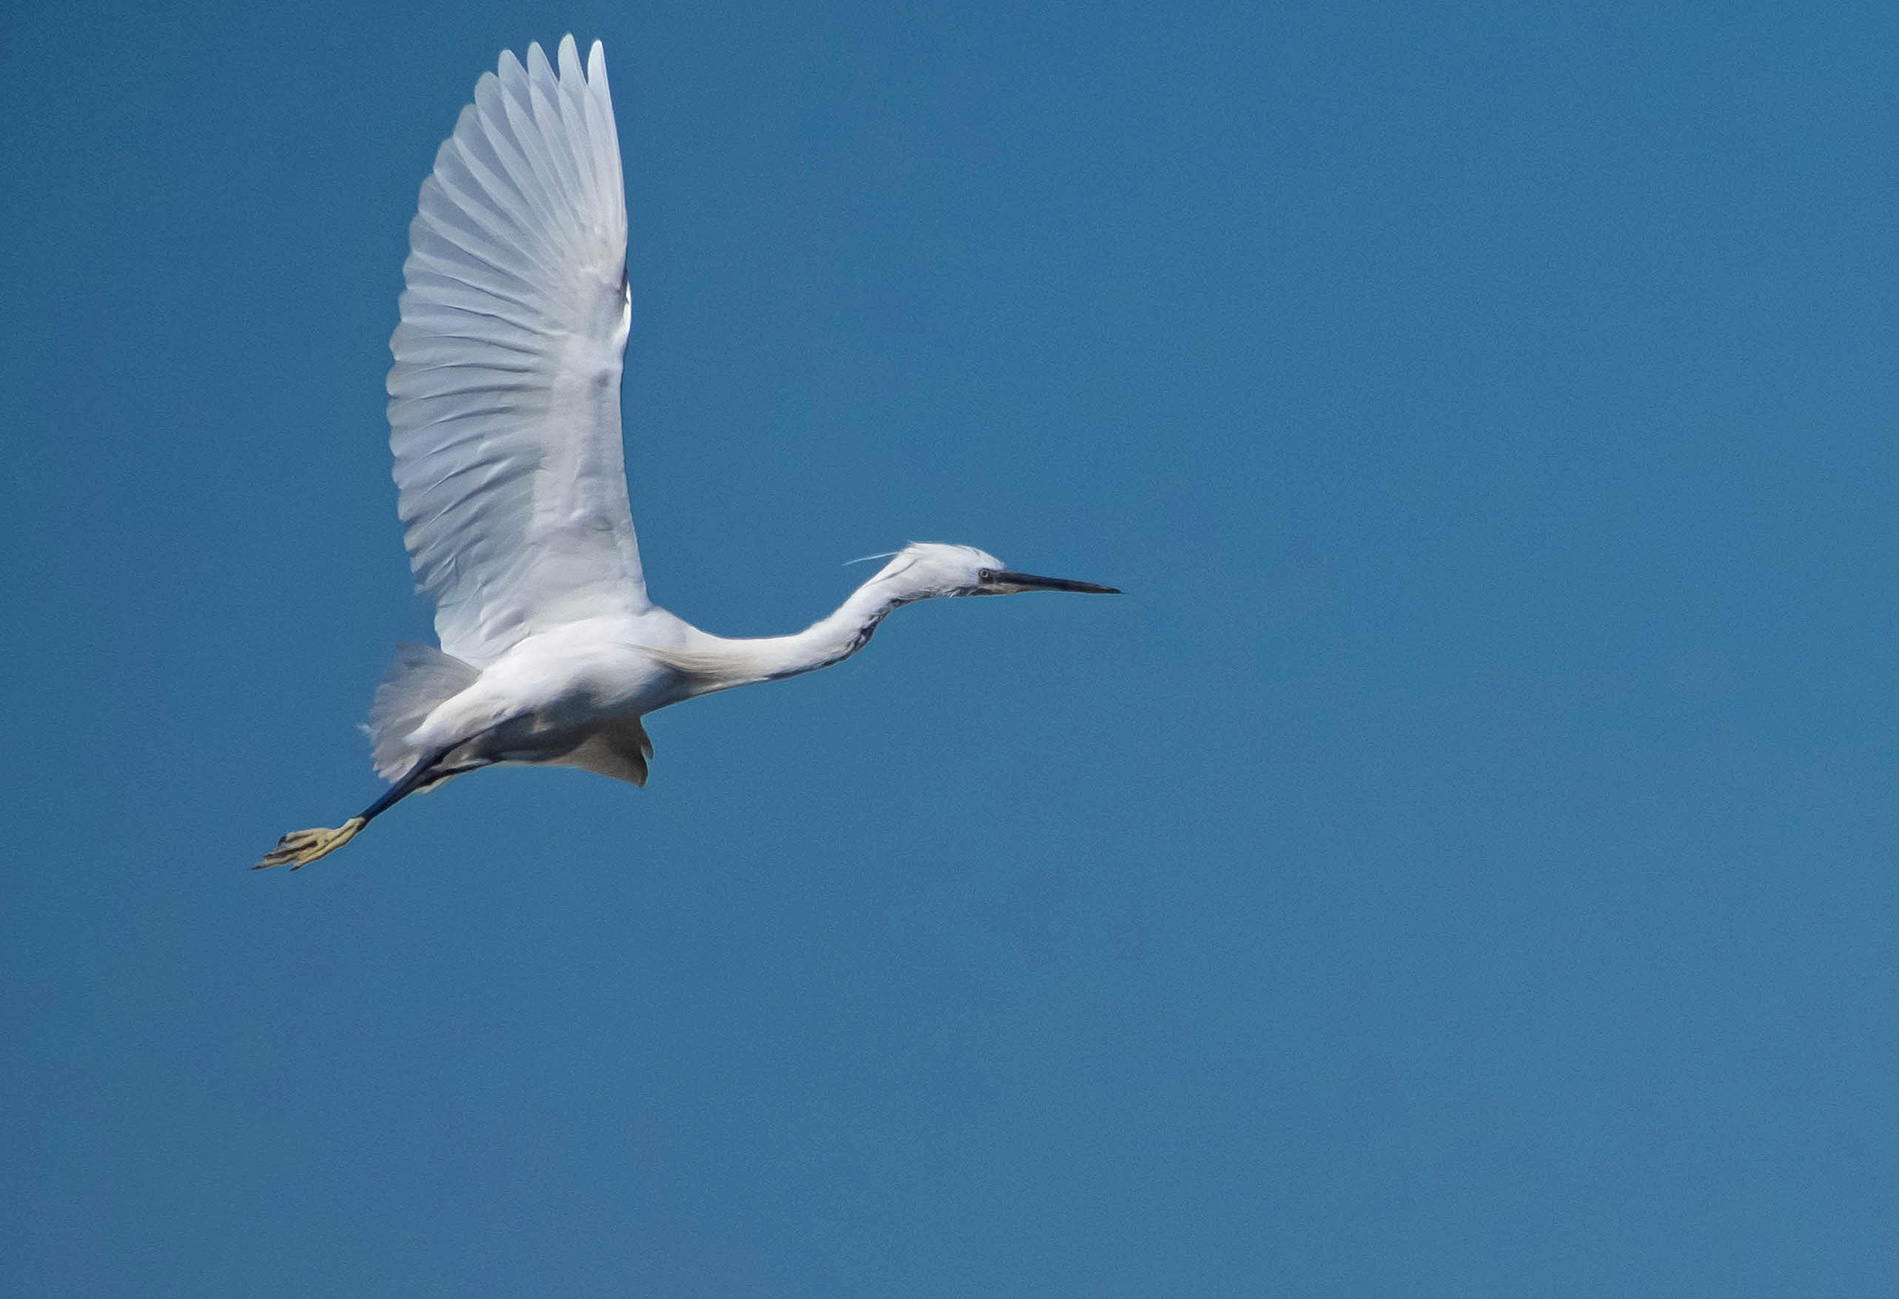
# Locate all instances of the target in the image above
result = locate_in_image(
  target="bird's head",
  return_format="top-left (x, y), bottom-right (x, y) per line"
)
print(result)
top-left (865, 543), bottom-right (1121, 603)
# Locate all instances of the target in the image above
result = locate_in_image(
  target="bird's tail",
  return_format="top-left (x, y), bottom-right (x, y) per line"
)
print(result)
top-left (365, 643), bottom-right (479, 782)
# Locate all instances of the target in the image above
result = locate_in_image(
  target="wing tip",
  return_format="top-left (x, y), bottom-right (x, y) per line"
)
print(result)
top-left (501, 35), bottom-right (604, 83)
top-left (526, 39), bottom-right (556, 84)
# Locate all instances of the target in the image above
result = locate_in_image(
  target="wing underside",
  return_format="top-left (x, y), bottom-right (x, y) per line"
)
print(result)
top-left (388, 36), bottom-right (648, 667)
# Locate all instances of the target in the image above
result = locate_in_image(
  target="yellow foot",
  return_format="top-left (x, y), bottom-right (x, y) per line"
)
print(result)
top-left (256, 817), bottom-right (367, 870)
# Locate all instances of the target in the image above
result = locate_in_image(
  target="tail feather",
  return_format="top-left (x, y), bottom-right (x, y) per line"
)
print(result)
top-left (365, 643), bottom-right (479, 781)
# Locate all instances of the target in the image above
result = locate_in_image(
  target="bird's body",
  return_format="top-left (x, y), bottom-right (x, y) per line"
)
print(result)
top-left (374, 547), bottom-right (996, 783)
top-left (260, 38), bottom-right (1116, 869)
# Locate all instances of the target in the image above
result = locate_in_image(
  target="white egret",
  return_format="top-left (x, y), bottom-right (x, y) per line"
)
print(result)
top-left (260, 37), bottom-right (1118, 870)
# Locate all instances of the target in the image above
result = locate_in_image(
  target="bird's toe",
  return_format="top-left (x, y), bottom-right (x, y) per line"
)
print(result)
top-left (255, 819), bottom-right (365, 870)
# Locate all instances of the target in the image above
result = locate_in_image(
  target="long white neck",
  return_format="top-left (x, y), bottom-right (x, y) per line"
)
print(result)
top-left (750, 578), bottom-right (913, 680)
top-left (668, 575), bottom-right (915, 692)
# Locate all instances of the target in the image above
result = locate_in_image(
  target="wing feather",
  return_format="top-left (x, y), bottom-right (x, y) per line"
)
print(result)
top-left (389, 35), bottom-right (647, 668)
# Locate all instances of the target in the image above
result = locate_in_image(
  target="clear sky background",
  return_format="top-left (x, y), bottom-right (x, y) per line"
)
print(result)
top-left (5, 1), bottom-right (1899, 1295)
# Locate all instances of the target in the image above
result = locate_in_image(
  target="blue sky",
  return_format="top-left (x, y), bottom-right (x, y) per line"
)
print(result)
top-left (5, 0), bottom-right (1899, 1294)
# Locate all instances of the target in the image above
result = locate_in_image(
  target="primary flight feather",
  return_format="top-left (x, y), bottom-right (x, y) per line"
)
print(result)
top-left (260, 36), bottom-right (1118, 869)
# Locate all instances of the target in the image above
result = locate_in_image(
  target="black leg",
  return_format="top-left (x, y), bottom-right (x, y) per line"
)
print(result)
top-left (353, 745), bottom-right (468, 825)
top-left (257, 741), bottom-right (489, 870)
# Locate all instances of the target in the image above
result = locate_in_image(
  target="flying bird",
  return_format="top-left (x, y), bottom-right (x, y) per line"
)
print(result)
top-left (260, 37), bottom-right (1118, 869)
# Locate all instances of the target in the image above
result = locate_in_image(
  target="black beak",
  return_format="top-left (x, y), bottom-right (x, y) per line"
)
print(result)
top-left (988, 570), bottom-right (1122, 594)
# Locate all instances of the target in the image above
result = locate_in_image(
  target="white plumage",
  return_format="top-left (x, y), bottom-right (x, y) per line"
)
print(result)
top-left (260, 37), bottom-right (1118, 870)
top-left (391, 38), bottom-right (645, 666)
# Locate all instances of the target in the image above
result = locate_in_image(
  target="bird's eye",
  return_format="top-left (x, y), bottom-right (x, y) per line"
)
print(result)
top-left (978, 568), bottom-right (997, 583)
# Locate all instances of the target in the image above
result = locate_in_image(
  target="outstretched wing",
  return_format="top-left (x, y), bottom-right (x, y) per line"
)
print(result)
top-left (387, 36), bottom-right (648, 668)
